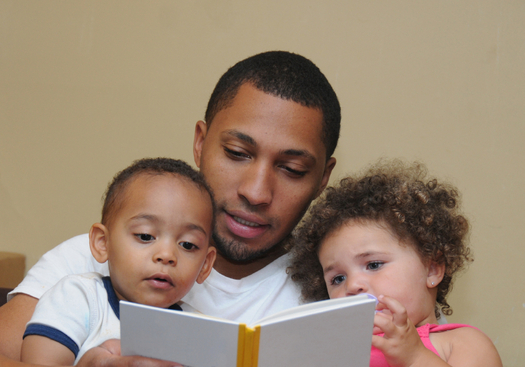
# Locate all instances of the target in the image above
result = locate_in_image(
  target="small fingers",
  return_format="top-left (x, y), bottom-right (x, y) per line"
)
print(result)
top-left (374, 311), bottom-right (397, 337)
top-left (377, 295), bottom-right (408, 327)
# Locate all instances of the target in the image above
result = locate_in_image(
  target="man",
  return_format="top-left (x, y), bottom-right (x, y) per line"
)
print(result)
top-left (0, 51), bottom-right (340, 366)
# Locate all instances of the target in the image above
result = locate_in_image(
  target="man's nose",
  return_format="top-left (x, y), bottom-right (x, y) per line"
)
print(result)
top-left (237, 161), bottom-right (273, 206)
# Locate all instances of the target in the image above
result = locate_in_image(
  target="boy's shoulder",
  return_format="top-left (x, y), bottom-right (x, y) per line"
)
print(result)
top-left (43, 272), bottom-right (109, 303)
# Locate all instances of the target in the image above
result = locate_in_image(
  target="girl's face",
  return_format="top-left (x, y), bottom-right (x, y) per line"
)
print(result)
top-left (318, 220), bottom-right (441, 327)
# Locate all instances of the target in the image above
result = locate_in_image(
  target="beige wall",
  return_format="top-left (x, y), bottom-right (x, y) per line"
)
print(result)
top-left (1, 1), bottom-right (523, 364)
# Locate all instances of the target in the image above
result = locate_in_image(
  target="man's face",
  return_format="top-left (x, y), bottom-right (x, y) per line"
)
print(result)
top-left (193, 83), bottom-right (335, 262)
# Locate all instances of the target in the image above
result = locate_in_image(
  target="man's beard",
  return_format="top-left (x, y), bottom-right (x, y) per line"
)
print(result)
top-left (212, 232), bottom-right (279, 263)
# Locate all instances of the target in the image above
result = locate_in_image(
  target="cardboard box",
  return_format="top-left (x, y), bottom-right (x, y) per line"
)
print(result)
top-left (0, 252), bottom-right (26, 289)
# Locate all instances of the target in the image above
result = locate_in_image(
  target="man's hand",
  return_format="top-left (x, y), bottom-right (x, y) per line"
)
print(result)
top-left (77, 340), bottom-right (182, 367)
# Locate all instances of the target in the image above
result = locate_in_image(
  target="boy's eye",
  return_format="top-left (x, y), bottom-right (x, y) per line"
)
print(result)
top-left (135, 233), bottom-right (155, 242)
top-left (179, 242), bottom-right (197, 250)
top-left (366, 261), bottom-right (383, 271)
top-left (331, 275), bottom-right (346, 285)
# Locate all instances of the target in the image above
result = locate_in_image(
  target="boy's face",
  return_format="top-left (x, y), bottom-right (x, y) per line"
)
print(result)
top-left (193, 83), bottom-right (336, 263)
top-left (91, 173), bottom-right (216, 308)
top-left (318, 221), bottom-right (440, 328)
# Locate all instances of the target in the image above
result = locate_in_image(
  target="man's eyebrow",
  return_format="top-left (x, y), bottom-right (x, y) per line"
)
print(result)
top-left (225, 130), bottom-right (256, 146)
top-left (225, 129), bottom-right (316, 162)
top-left (280, 148), bottom-right (315, 162)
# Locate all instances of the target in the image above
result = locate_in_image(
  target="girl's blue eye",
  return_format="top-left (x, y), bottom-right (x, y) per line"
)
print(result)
top-left (180, 242), bottom-right (197, 250)
top-left (135, 233), bottom-right (155, 242)
top-left (331, 275), bottom-right (346, 285)
top-left (366, 261), bottom-right (383, 271)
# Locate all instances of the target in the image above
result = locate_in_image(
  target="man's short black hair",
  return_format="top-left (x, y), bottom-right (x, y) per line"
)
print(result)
top-left (204, 51), bottom-right (341, 158)
top-left (101, 157), bottom-right (215, 227)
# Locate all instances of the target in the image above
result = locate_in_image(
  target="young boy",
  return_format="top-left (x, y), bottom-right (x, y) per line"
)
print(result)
top-left (20, 158), bottom-right (217, 365)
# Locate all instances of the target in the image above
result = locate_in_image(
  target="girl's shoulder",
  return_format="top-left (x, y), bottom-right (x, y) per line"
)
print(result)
top-left (428, 324), bottom-right (502, 367)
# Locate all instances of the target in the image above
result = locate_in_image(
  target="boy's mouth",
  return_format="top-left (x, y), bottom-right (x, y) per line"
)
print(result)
top-left (147, 273), bottom-right (174, 287)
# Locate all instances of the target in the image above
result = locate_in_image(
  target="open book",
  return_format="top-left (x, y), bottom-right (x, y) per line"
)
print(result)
top-left (120, 294), bottom-right (376, 367)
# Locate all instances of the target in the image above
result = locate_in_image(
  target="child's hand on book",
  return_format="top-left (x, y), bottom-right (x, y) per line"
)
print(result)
top-left (78, 339), bottom-right (183, 367)
top-left (371, 295), bottom-right (431, 367)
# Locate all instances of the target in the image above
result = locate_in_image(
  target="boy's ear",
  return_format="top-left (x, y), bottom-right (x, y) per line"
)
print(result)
top-left (196, 246), bottom-right (217, 284)
top-left (427, 261), bottom-right (445, 288)
top-left (89, 223), bottom-right (110, 264)
top-left (193, 120), bottom-right (208, 169)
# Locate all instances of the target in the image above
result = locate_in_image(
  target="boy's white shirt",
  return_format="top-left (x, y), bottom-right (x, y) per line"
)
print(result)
top-left (26, 272), bottom-right (121, 364)
top-left (11, 234), bottom-right (303, 324)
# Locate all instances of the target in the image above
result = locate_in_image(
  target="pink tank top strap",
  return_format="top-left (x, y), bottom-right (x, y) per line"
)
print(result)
top-left (419, 323), bottom-right (478, 356)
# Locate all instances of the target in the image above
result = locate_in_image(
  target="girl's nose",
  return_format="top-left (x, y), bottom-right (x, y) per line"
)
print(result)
top-left (345, 277), bottom-right (368, 296)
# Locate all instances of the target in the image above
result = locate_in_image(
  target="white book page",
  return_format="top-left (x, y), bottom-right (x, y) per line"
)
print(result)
top-left (257, 299), bottom-right (376, 367)
top-left (254, 294), bottom-right (371, 326)
top-left (120, 301), bottom-right (240, 367)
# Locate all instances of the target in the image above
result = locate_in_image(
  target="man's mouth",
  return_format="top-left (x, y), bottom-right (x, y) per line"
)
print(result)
top-left (233, 216), bottom-right (261, 227)
top-left (224, 212), bottom-right (270, 239)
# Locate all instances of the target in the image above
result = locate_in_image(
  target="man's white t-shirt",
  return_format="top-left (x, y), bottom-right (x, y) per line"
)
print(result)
top-left (10, 234), bottom-right (302, 324)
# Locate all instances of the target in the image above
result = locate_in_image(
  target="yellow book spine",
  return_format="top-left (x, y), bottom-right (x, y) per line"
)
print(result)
top-left (236, 324), bottom-right (261, 367)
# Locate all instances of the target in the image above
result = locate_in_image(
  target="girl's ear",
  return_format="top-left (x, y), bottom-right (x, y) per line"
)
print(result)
top-left (89, 223), bottom-right (110, 264)
top-left (427, 261), bottom-right (445, 288)
top-left (196, 246), bottom-right (217, 284)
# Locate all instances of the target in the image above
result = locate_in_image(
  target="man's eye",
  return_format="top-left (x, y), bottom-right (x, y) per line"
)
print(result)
top-left (135, 233), bottom-right (155, 242)
top-left (179, 242), bottom-right (197, 250)
top-left (282, 165), bottom-right (307, 177)
top-left (224, 147), bottom-right (250, 160)
top-left (366, 261), bottom-right (383, 271)
top-left (331, 275), bottom-right (346, 285)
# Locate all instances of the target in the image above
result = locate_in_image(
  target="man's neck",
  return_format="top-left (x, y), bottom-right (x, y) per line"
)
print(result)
top-left (213, 245), bottom-right (287, 279)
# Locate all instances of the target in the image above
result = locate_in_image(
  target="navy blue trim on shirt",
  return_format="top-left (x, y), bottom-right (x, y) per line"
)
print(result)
top-left (102, 276), bottom-right (183, 317)
top-left (23, 324), bottom-right (80, 357)
top-left (102, 276), bottom-right (121, 320)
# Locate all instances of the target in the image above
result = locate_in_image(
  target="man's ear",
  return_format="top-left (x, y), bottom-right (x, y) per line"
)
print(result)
top-left (196, 246), bottom-right (217, 284)
top-left (89, 223), bottom-right (110, 264)
top-left (315, 157), bottom-right (336, 199)
top-left (427, 261), bottom-right (445, 288)
top-left (193, 120), bottom-right (208, 169)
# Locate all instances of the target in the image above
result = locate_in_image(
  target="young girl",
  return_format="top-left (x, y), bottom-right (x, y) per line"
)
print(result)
top-left (289, 160), bottom-right (502, 367)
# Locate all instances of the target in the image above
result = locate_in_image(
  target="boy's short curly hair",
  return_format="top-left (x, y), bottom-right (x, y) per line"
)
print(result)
top-left (101, 157), bottom-right (215, 228)
top-left (289, 159), bottom-right (471, 318)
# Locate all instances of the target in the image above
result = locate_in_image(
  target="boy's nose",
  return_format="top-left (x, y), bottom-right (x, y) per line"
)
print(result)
top-left (153, 245), bottom-right (177, 266)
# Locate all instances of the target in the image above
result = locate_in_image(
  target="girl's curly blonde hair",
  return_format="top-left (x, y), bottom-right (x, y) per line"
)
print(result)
top-left (288, 160), bottom-right (472, 318)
